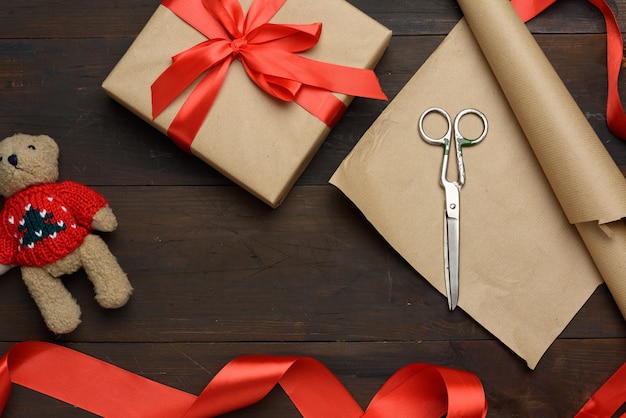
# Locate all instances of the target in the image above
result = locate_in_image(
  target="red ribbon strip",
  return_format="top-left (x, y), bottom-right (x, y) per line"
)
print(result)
top-left (0, 341), bottom-right (487, 417)
top-left (511, 0), bottom-right (626, 140)
top-left (574, 362), bottom-right (626, 417)
top-left (151, 0), bottom-right (387, 152)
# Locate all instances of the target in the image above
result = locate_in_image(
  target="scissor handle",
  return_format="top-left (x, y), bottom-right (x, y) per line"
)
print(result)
top-left (419, 107), bottom-right (488, 189)
top-left (418, 107), bottom-right (452, 147)
top-left (453, 108), bottom-right (488, 147)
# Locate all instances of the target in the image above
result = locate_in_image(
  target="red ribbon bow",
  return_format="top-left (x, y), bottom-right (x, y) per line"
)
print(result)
top-left (151, 0), bottom-right (387, 152)
top-left (0, 341), bottom-right (487, 417)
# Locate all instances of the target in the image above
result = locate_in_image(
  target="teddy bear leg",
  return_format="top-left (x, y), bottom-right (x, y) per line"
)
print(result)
top-left (79, 234), bottom-right (133, 309)
top-left (21, 266), bottom-right (82, 334)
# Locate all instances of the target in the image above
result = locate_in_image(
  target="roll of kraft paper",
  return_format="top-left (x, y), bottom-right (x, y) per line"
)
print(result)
top-left (457, 0), bottom-right (626, 318)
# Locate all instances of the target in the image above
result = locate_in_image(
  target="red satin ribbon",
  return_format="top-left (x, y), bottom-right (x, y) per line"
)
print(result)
top-left (3, 341), bottom-right (626, 416)
top-left (511, 0), bottom-right (626, 140)
top-left (0, 341), bottom-right (487, 417)
top-left (574, 363), bottom-right (626, 417)
top-left (151, 0), bottom-right (387, 152)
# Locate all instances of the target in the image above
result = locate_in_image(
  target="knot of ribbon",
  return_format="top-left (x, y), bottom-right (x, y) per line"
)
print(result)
top-left (230, 37), bottom-right (247, 54)
top-left (0, 341), bottom-right (488, 417)
top-left (151, 0), bottom-right (387, 151)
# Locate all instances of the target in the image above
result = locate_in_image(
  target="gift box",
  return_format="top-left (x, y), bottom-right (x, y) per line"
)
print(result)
top-left (103, 0), bottom-right (391, 208)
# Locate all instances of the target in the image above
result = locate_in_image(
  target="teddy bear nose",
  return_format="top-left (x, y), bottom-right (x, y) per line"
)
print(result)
top-left (7, 155), bottom-right (18, 167)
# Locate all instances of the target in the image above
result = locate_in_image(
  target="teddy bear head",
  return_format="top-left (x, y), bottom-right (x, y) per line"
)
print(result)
top-left (0, 134), bottom-right (60, 198)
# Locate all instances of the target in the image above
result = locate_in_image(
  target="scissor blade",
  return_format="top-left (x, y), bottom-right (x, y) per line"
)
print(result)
top-left (445, 216), bottom-right (460, 311)
top-left (442, 182), bottom-right (460, 311)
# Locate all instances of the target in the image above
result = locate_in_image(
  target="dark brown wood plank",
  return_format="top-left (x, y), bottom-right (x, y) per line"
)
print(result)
top-left (0, 185), bottom-right (495, 342)
top-left (0, 186), bottom-right (623, 343)
top-left (0, 0), bottom-right (620, 38)
top-left (0, 34), bottom-right (623, 187)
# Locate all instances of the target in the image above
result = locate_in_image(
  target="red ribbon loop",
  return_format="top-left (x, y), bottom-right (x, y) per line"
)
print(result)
top-left (511, 0), bottom-right (626, 140)
top-left (152, 0), bottom-right (387, 151)
top-left (0, 341), bottom-right (488, 417)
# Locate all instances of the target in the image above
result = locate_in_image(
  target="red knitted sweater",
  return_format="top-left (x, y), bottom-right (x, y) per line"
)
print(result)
top-left (0, 181), bottom-right (107, 267)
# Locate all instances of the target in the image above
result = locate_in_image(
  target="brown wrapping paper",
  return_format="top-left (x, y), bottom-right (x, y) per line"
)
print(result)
top-left (331, 0), bottom-right (626, 368)
top-left (103, 0), bottom-right (391, 208)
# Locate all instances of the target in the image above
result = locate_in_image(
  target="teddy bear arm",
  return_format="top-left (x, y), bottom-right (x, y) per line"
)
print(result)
top-left (56, 181), bottom-right (116, 231)
top-left (91, 205), bottom-right (118, 232)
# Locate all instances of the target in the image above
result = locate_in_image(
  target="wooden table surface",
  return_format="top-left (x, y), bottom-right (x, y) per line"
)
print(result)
top-left (1, 0), bottom-right (626, 416)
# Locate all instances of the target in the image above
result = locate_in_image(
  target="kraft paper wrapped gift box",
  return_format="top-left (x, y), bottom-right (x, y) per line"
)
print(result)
top-left (103, 0), bottom-right (391, 208)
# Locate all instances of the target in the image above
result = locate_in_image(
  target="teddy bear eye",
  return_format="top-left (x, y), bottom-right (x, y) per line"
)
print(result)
top-left (28, 145), bottom-right (36, 150)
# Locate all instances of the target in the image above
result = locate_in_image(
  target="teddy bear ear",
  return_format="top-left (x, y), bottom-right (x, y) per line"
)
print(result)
top-left (37, 135), bottom-right (59, 157)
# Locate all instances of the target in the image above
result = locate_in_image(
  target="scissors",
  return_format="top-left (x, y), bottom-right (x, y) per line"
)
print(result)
top-left (418, 107), bottom-right (488, 311)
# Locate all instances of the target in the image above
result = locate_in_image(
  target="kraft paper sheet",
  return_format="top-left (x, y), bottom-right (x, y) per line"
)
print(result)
top-left (331, 0), bottom-right (626, 368)
top-left (103, 0), bottom-right (391, 208)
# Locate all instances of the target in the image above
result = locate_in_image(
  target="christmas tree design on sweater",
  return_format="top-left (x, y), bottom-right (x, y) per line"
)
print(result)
top-left (17, 204), bottom-right (67, 249)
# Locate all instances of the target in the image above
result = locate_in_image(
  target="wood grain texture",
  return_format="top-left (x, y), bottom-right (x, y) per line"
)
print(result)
top-left (0, 0), bottom-right (625, 416)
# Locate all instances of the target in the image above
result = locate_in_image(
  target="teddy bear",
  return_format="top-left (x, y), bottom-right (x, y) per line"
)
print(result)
top-left (0, 133), bottom-right (132, 334)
